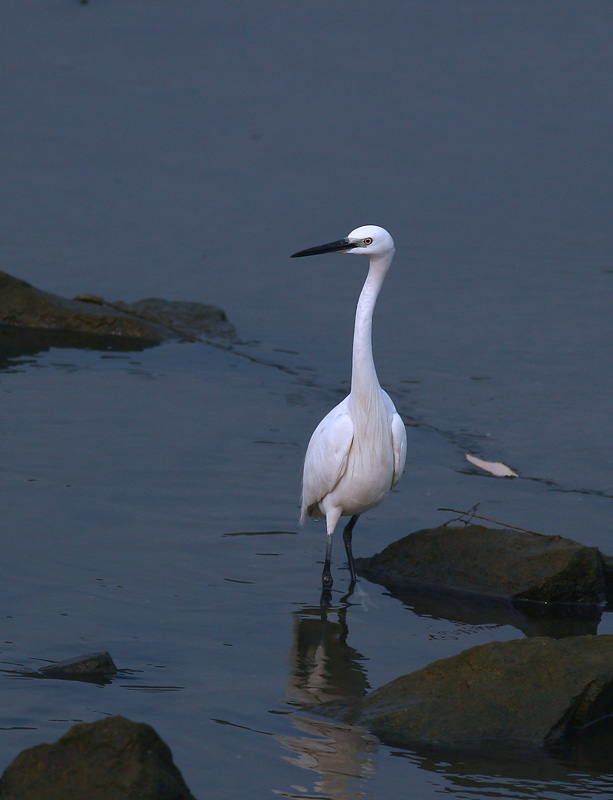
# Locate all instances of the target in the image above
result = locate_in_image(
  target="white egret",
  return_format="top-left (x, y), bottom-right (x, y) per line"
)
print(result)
top-left (291, 225), bottom-right (407, 590)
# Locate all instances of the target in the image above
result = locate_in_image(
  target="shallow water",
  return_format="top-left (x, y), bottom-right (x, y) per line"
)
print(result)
top-left (2, 341), bottom-right (612, 799)
top-left (1, 1), bottom-right (612, 798)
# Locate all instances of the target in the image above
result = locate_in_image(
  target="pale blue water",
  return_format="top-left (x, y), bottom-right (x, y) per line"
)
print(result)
top-left (1, 2), bottom-right (612, 798)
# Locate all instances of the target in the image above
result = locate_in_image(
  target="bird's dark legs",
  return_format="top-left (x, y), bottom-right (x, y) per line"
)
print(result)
top-left (322, 533), bottom-right (334, 590)
top-left (342, 514), bottom-right (360, 585)
top-left (321, 514), bottom-right (360, 597)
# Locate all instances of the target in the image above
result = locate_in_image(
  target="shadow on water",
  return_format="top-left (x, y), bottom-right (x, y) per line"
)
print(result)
top-left (375, 581), bottom-right (604, 639)
top-left (277, 597), bottom-right (378, 800)
top-left (277, 592), bottom-right (613, 800)
top-left (0, 325), bottom-right (155, 371)
top-left (391, 738), bottom-right (613, 800)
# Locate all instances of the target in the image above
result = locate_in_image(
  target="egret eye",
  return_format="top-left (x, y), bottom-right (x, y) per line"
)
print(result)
top-left (363, 237), bottom-right (373, 246)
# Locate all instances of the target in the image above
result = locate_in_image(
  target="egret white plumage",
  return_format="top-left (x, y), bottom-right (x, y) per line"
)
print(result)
top-left (291, 225), bottom-right (407, 590)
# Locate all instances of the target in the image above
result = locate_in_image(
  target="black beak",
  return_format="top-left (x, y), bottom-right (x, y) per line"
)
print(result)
top-left (291, 238), bottom-right (355, 258)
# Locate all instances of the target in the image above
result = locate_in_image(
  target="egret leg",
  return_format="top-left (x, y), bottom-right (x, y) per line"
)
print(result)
top-left (342, 514), bottom-right (360, 585)
top-left (322, 533), bottom-right (334, 590)
top-left (322, 507), bottom-right (342, 590)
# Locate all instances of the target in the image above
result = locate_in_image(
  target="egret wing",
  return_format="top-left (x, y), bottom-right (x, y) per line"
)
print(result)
top-left (301, 403), bottom-right (354, 521)
top-left (391, 411), bottom-right (407, 487)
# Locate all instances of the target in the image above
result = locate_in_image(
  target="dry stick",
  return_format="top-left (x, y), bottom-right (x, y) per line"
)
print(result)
top-left (437, 508), bottom-right (543, 536)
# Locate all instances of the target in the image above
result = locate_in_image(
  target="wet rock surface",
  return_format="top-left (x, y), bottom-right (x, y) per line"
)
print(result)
top-left (0, 271), bottom-right (236, 358)
top-left (356, 525), bottom-right (608, 606)
top-left (317, 635), bottom-right (613, 750)
top-left (0, 716), bottom-right (196, 800)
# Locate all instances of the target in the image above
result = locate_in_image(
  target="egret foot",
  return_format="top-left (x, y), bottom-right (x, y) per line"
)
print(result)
top-left (322, 566), bottom-right (333, 590)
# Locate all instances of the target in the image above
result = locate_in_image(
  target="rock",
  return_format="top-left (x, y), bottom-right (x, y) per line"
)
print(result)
top-left (0, 270), bottom-right (236, 355)
top-left (317, 635), bottom-right (613, 750)
top-left (0, 716), bottom-right (196, 800)
top-left (37, 651), bottom-right (117, 682)
top-left (356, 525), bottom-right (607, 607)
top-left (0, 272), bottom-right (163, 342)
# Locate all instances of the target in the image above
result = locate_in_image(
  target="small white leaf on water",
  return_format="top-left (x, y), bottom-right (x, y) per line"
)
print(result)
top-left (465, 453), bottom-right (518, 478)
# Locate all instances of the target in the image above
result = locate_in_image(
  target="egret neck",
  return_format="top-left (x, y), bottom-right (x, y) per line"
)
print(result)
top-left (350, 249), bottom-right (394, 402)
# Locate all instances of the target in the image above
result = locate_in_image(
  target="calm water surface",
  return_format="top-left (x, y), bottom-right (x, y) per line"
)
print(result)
top-left (1, 1), bottom-right (612, 798)
top-left (1, 341), bottom-right (612, 799)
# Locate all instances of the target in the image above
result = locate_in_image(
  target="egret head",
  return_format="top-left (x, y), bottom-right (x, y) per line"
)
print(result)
top-left (291, 225), bottom-right (394, 259)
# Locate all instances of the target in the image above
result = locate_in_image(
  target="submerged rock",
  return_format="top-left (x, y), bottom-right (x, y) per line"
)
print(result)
top-left (0, 716), bottom-right (196, 800)
top-left (356, 525), bottom-right (607, 607)
top-left (0, 270), bottom-right (236, 354)
top-left (37, 651), bottom-right (117, 682)
top-left (317, 635), bottom-right (613, 750)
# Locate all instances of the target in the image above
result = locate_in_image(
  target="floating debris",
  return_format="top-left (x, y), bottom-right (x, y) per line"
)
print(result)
top-left (466, 453), bottom-right (518, 477)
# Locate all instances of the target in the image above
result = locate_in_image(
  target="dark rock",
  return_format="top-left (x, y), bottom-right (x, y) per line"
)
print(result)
top-left (0, 716), bottom-right (196, 800)
top-left (317, 635), bottom-right (613, 750)
top-left (37, 651), bottom-right (117, 681)
top-left (0, 271), bottom-right (236, 359)
top-left (0, 272), bottom-right (165, 340)
top-left (356, 525), bottom-right (607, 607)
